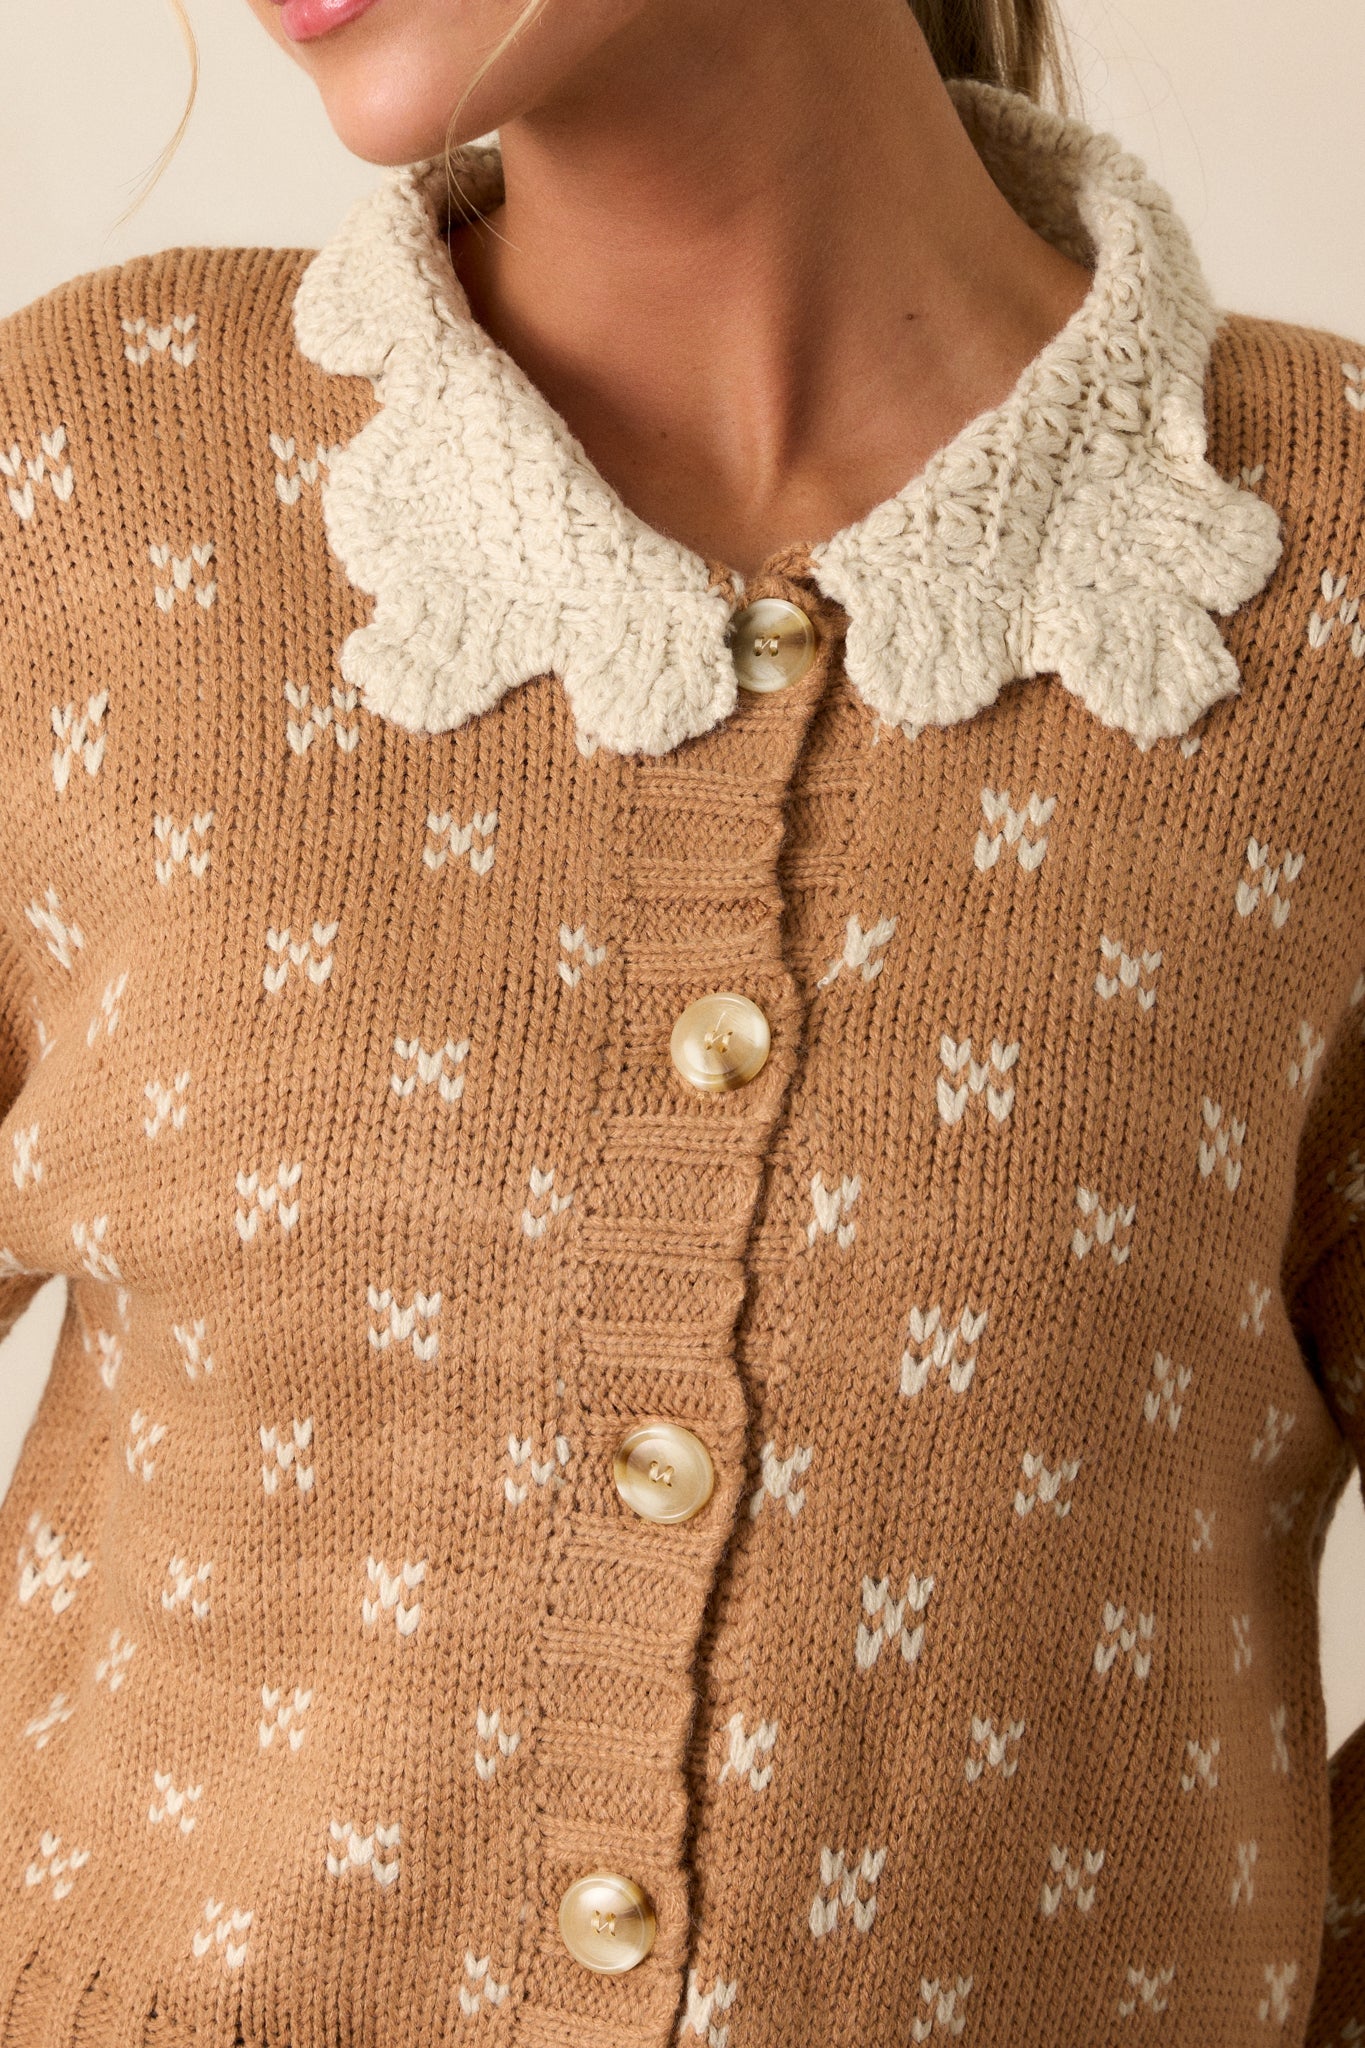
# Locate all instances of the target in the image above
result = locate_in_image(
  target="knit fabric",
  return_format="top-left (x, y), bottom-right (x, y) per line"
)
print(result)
top-left (0, 76), bottom-right (1362, 2048)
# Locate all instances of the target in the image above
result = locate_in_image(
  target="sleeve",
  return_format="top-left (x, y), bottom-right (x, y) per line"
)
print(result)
top-left (0, 917), bottom-right (49, 1345)
top-left (0, 305), bottom-right (57, 1357)
top-left (1291, 981), bottom-right (1365, 2042)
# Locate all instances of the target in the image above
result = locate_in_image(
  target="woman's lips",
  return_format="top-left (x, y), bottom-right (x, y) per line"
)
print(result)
top-left (273, 0), bottom-right (380, 42)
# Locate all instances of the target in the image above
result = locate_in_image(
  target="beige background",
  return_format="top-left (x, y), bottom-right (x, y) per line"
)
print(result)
top-left (1, 0), bottom-right (1363, 1753)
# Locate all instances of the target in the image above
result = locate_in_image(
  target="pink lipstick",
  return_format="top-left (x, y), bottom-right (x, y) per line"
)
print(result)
top-left (272, 0), bottom-right (380, 43)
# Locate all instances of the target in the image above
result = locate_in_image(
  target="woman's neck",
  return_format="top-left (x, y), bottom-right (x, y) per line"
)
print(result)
top-left (449, 0), bottom-right (1094, 580)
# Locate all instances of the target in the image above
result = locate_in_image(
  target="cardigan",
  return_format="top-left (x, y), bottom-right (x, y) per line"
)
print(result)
top-left (0, 71), bottom-right (1362, 2048)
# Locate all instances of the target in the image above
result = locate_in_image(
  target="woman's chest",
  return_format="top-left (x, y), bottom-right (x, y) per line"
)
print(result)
top-left (0, 647), bottom-right (1354, 1371)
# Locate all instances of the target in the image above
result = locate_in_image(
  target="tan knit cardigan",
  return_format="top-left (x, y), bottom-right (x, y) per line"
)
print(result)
top-left (0, 75), bottom-right (1363, 2048)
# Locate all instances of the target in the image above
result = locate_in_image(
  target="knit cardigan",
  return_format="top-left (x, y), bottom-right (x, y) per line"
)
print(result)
top-left (0, 73), bottom-right (1362, 2048)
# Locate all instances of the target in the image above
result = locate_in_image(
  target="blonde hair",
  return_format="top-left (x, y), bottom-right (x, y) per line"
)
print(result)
top-left (443, 0), bottom-right (544, 218)
top-left (118, 0), bottom-right (200, 227)
top-left (915, 0), bottom-right (1075, 108)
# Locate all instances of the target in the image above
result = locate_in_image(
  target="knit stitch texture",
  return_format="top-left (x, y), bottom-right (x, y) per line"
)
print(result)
top-left (0, 76), bottom-right (1363, 2048)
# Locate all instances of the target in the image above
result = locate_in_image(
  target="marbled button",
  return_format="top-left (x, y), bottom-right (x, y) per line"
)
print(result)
top-left (729, 598), bottom-right (817, 692)
top-left (613, 1421), bottom-right (715, 1524)
top-left (557, 1872), bottom-right (657, 1974)
top-left (670, 992), bottom-right (771, 1092)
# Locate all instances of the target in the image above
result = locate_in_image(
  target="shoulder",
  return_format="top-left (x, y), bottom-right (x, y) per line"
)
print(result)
top-left (0, 239), bottom-right (372, 604)
top-left (1206, 308), bottom-right (1365, 545)
top-left (1207, 306), bottom-right (1365, 412)
top-left (0, 242), bottom-right (329, 541)
top-left (0, 241), bottom-right (374, 771)
top-left (1207, 310), bottom-right (1365, 736)
top-left (0, 242), bottom-right (323, 421)
top-left (0, 244), bottom-right (369, 522)
top-left (0, 243), bottom-right (305, 646)
top-left (0, 240), bottom-right (385, 518)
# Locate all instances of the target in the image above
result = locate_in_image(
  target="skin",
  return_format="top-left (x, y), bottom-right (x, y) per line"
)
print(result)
top-left (245, 0), bottom-right (1096, 580)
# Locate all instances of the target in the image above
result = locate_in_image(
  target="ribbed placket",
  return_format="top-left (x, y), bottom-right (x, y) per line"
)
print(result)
top-left (514, 573), bottom-right (842, 2045)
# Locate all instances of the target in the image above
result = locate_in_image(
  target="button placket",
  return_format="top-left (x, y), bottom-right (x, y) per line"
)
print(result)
top-left (523, 597), bottom-right (832, 2032)
top-left (639, 613), bottom-right (897, 2019)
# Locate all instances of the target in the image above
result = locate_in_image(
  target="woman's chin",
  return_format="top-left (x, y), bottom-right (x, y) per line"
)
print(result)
top-left (273, 0), bottom-right (658, 164)
top-left (304, 53), bottom-right (491, 166)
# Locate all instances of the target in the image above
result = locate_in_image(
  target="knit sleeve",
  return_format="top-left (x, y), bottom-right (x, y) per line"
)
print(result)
top-left (0, 919), bottom-right (49, 1346)
top-left (0, 306), bottom-right (56, 1351)
top-left (1291, 982), bottom-right (1365, 2041)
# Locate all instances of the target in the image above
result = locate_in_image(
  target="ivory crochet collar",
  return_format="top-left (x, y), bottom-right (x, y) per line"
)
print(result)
top-left (292, 78), bottom-right (1283, 757)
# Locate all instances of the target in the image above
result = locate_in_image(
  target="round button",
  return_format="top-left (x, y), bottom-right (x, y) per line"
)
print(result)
top-left (613, 1422), bottom-right (715, 1524)
top-left (670, 992), bottom-right (771, 1092)
top-left (728, 598), bottom-right (817, 693)
top-left (557, 1872), bottom-right (657, 1974)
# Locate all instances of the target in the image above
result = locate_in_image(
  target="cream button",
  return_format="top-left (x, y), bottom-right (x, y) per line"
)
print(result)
top-left (670, 992), bottom-right (771, 1092)
top-left (558, 1872), bottom-right (657, 1974)
top-left (729, 598), bottom-right (817, 692)
top-left (613, 1422), bottom-right (715, 1524)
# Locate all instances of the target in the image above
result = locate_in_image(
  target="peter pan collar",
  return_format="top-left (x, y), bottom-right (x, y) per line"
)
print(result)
top-left (292, 76), bottom-right (1283, 758)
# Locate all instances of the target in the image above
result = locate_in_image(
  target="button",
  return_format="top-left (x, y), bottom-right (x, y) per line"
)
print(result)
top-left (613, 1422), bottom-right (715, 1524)
top-left (557, 1872), bottom-right (657, 1974)
top-left (670, 992), bottom-right (771, 1092)
top-left (728, 598), bottom-right (817, 692)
